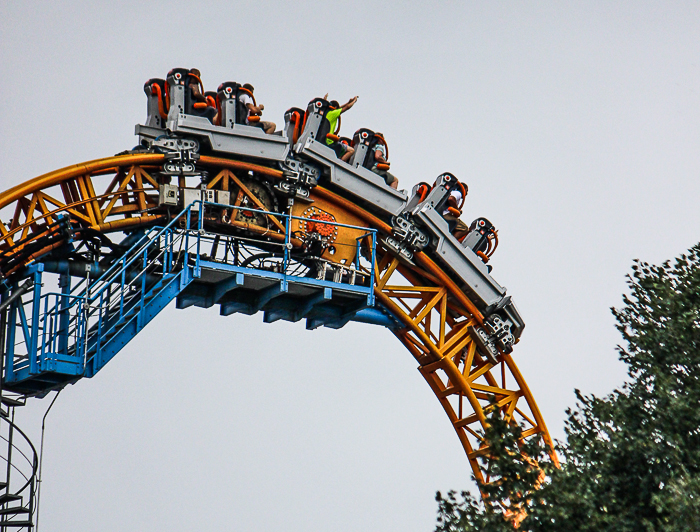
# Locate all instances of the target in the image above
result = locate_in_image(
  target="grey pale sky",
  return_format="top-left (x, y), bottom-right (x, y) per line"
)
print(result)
top-left (1, 1), bottom-right (699, 531)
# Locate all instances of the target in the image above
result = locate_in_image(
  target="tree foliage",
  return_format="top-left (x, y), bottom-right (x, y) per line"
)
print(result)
top-left (437, 243), bottom-right (700, 531)
top-left (435, 406), bottom-right (555, 532)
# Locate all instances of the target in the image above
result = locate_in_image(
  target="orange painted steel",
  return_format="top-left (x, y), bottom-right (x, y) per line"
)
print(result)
top-left (290, 194), bottom-right (367, 265)
top-left (312, 186), bottom-right (393, 234)
top-left (368, 250), bottom-right (555, 484)
top-left (313, 187), bottom-right (485, 324)
top-left (198, 155), bottom-right (284, 179)
top-left (312, 185), bottom-right (554, 483)
top-left (0, 154), bottom-right (165, 210)
top-left (0, 154), bottom-right (555, 488)
top-left (0, 154), bottom-right (290, 276)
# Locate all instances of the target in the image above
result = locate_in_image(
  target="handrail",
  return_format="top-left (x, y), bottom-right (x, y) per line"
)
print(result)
top-left (40, 203), bottom-right (196, 321)
top-left (86, 205), bottom-right (192, 290)
top-left (50, 200), bottom-right (376, 311)
top-left (207, 200), bottom-right (379, 234)
top-left (0, 432), bottom-right (34, 471)
top-left (23, 206), bottom-right (198, 373)
top-left (0, 416), bottom-right (38, 498)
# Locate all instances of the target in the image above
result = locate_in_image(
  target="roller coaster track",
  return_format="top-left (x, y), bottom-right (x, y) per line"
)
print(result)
top-left (0, 152), bottom-right (555, 499)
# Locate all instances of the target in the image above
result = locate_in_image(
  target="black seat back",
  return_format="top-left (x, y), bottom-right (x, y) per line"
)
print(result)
top-left (216, 82), bottom-right (241, 129)
top-left (350, 128), bottom-right (374, 168)
top-left (284, 107), bottom-right (306, 145)
top-left (144, 78), bottom-right (167, 128)
top-left (464, 218), bottom-right (496, 254)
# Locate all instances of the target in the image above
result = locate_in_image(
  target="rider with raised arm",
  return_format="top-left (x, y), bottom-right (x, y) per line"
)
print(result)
top-left (325, 95), bottom-right (358, 162)
top-left (239, 84), bottom-right (276, 134)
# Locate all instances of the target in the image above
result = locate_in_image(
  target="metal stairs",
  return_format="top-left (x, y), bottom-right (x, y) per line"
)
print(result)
top-left (0, 198), bottom-right (400, 526)
top-left (0, 398), bottom-right (37, 530)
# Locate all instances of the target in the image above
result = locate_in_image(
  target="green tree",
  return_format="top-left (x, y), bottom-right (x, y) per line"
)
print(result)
top-left (437, 243), bottom-right (700, 531)
top-left (435, 405), bottom-right (554, 532)
top-left (653, 473), bottom-right (700, 531)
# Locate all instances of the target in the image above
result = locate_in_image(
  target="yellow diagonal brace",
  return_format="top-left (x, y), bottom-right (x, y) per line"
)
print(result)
top-left (376, 257), bottom-right (400, 290)
top-left (20, 194), bottom-right (39, 240)
top-left (102, 166), bottom-right (137, 219)
top-left (227, 172), bottom-right (286, 233)
top-left (411, 288), bottom-right (445, 326)
top-left (0, 222), bottom-right (15, 248)
top-left (468, 361), bottom-right (495, 383)
top-left (35, 193), bottom-right (55, 226)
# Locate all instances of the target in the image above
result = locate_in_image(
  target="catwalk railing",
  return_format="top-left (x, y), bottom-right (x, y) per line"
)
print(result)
top-left (2, 201), bottom-right (377, 388)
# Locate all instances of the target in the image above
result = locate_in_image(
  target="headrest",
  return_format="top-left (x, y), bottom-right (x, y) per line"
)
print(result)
top-left (167, 68), bottom-right (189, 85)
top-left (144, 78), bottom-right (165, 90)
top-left (217, 82), bottom-right (240, 98)
top-left (353, 128), bottom-right (374, 144)
top-left (436, 172), bottom-right (458, 187)
top-left (308, 98), bottom-right (330, 113)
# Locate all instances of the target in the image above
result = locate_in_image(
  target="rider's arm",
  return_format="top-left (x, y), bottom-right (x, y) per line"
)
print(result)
top-left (374, 148), bottom-right (388, 164)
top-left (341, 96), bottom-right (358, 113)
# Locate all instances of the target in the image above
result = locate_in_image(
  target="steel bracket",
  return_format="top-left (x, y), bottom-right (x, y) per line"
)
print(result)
top-left (275, 156), bottom-right (320, 201)
top-left (152, 137), bottom-right (201, 175)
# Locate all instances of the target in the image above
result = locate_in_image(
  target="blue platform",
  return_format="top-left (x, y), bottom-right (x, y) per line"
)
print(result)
top-left (0, 202), bottom-right (400, 396)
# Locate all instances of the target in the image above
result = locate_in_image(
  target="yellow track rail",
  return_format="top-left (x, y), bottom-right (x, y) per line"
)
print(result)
top-left (0, 154), bottom-right (556, 486)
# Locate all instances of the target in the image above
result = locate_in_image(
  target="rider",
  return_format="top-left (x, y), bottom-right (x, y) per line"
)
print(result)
top-left (187, 69), bottom-right (208, 104)
top-left (186, 69), bottom-right (218, 123)
top-left (370, 132), bottom-right (399, 189)
top-left (239, 84), bottom-right (276, 134)
top-left (324, 95), bottom-right (358, 162)
top-left (442, 183), bottom-right (469, 240)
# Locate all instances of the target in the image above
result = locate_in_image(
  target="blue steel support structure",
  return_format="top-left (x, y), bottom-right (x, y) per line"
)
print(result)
top-left (1, 202), bottom-right (398, 396)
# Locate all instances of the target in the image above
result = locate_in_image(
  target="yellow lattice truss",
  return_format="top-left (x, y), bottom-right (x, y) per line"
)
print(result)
top-left (373, 251), bottom-right (556, 483)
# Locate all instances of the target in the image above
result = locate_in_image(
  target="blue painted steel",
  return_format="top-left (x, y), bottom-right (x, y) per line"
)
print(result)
top-left (211, 273), bottom-right (244, 307)
top-left (3, 203), bottom-right (202, 389)
top-left (28, 268), bottom-right (42, 375)
top-left (57, 273), bottom-right (70, 355)
top-left (295, 287), bottom-right (332, 322)
top-left (198, 259), bottom-right (372, 297)
top-left (83, 270), bottom-right (186, 378)
top-left (5, 303), bottom-right (17, 383)
top-left (350, 308), bottom-right (400, 328)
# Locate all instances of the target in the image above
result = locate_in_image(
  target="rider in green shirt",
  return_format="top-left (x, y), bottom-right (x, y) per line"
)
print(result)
top-left (324, 95), bottom-right (358, 162)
